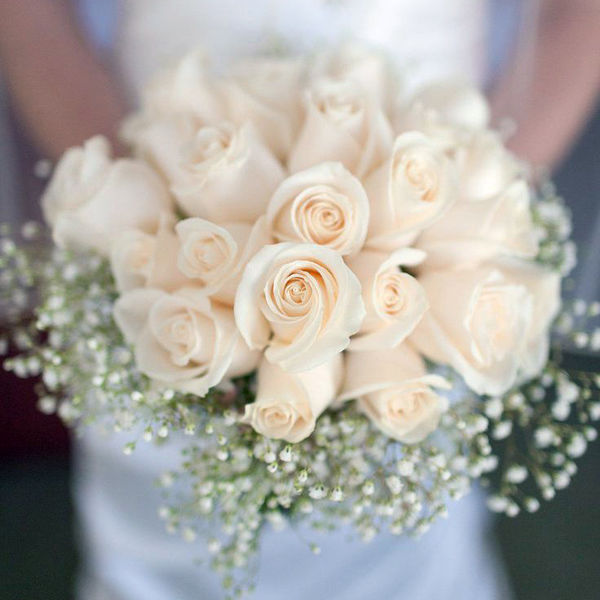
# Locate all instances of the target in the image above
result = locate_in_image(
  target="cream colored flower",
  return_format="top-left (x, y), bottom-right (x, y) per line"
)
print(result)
top-left (127, 49), bottom-right (223, 123)
top-left (310, 42), bottom-right (397, 112)
top-left (411, 266), bottom-right (533, 395)
top-left (365, 132), bottom-right (458, 250)
top-left (497, 259), bottom-right (561, 380)
top-left (234, 242), bottom-right (365, 372)
top-left (171, 121), bottom-right (285, 223)
top-left (110, 214), bottom-right (188, 293)
top-left (340, 345), bottom-right (449, 443)
top-left (456, 130), bottom-right (520, 203)
top-left (242, 354), bottom-right (343, 443)
top-left (266, 162), bottom-right (369, 256)
top-left (175, 216), bottom-right (271, 305)
top-left (288, 77), bottom-right (393, 177)
top-left (396, 80), bottom-right (490, 146)
top-left (123, 112), bottom-right (199, 184)
top-left (41, 136), bottom-right (171, 255)
top-left (221, 57), bottom-right (305, 159)
top-left (417, 179), bottom-right (539, 268)
top-left (114, 287), bottom-right (259, 396)
top-left (347, 248), bottom-right (428, 351)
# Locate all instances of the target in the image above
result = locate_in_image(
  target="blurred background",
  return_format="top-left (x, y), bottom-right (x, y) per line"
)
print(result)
top-left (1, 1), bottom-right (599, 599)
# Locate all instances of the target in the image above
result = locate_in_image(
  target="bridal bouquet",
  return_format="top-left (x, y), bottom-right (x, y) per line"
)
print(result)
top-left (2, 45), bottom-right (599, 597)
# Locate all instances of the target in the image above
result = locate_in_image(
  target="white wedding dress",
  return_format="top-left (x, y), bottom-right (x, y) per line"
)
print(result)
top-left (74, 1), bottom-right (513, 599)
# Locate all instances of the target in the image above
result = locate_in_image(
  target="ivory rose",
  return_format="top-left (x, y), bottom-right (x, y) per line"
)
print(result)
top-left (175, 216), bottom-right (271, 305)
top-left (266, 162), bottom-right (369, 256)
top-left (339, 345), bottom-right (449, 443)
top-left (121, 50), bottom-right (223, 177)
top-left (171, 122), bottom-right (285, 223)
top-left (110, 214), bottom-right (189, 293)
top-left (457, 131), bottom-right (521, 203)
top-left (135, 49), bottom-right (223, 122)
top-left (41, 136), bottom-right (172, 255)
top-left (417, 179), bottom-right (539, 268)
top-left (123, 112), bottom-right (199, 184)
top-left (397, 80), bottom-right (490, 140)
top-left (309, 42), bottom-right (397, 112)
top-left (364, 132), bottom-right (458, 250)
top-left (114, 287), bottom-right (259, 396)
top-left (497, 259), bottom-right (561, 380)
top-left (410, 266), bottom-right (534, 395)
top-left (242, 354), bottom-right (343, 443)
top-left (221, 57), bottom-right (304, 159)
top-left (234, 242), bottom-right (365, 373)
top-left (288, 77), bottom-right (393, 177)
top-left (346, 248), bottom-right (428, 351)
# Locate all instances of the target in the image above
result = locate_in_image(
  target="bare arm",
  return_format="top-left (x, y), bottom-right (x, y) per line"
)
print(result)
top-left (491, 0), bottom-right (600, 169)
top-left (0, 0), bottom-right (127, 159)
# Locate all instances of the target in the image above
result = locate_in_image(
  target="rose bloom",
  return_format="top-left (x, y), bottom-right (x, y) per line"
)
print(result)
top-left (41, 136), bottom-right (171, 255)
top-left (347, 247), bottom-right (428, 351)
top-left (309, 42), bottom-right (397, 113)
top-left (166, 121), bottom-right (284, 224)
top-left (266, 162), bottom-right (369, 256)
top-left (340, 345), bottom-right (449, 444)
top-left (242, 354), bottom-right (343, 443)
top-left (175, 216), bottom-right (271, 305)
top-left (455, 130), bottom-right (521, 203)
top-left (114, 287), bottom-right (259, 396)
top-left (110, 214), bottom-right (189, 293)
top-left (221, 57), bottom-right (305, 159)
top-left (288, 77), bottom-right (393, 178)
top-left (133, 49), bottom-right (223, 122)
top-left (121, 50), bottom-right (224, 176)
top-left (364, 131), bottom-right (458, 251)
top-left (234, 242), bottom-right (365, 372)
top-left (411, 265), bottom-right (541, 396)
top-left (396, 80), bottom-right (490, 143)
top-left (417, 179), bottom-right (539, 268)
top-left (497, 259), bottom-right (561, 380)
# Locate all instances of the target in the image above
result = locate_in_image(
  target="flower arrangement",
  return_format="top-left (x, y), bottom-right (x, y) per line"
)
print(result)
top-left (2, 44), bottom-right (599, 598)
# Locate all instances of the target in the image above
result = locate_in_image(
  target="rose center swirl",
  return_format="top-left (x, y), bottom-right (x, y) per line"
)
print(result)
top-left (264, 260), bottom-right (338, 324)
top-left (292, 187), bottom-right (352, 248)
top-left (397, 154), bottom-right (440, 203)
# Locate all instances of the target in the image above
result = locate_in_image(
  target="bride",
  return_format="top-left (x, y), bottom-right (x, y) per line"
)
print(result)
top-left (1, 0), bottom-right (600, 598)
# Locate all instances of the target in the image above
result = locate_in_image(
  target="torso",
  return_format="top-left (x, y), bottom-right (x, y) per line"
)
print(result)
top-left (115, 0), bottom-right (489, 100)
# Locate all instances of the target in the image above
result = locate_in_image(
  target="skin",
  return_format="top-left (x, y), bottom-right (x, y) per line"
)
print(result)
top-left (0, 0), bottom-right (127, 159)
top-left (489, 0), bottom-right (600, 169)
top-left (1, 0), bottom-right (599, 166)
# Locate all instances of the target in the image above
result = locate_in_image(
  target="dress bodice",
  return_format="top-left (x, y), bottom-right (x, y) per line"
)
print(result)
top-left (115, 0), bottom-right (489, 100)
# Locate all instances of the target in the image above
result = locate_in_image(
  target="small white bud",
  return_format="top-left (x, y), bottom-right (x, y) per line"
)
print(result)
top-left (492, 421), bottom-right (513, 440)
top-left (534, 427), bottom-right (554, 448)
top-left (484, 398), bottom-right (504, 420)
top-left (552, 401), bottom-right (570, 421)
top-left (566, 434), bottom-right (587, 458)
top-left (329, 487), bottom-right (344, 502)
top-left (487, 495), bottom-right (508, 513)
top-left (524, 497), bottom-right (540, 513)
top-left (397, 460), bottom-right (414, 477)
top-left (506, 465), bottom-right (528, 484)
top-left (553, 472), bottom-right (570, 490)
top-left (385, 475), bottom-right (403, 495)
top-left (542, 487), bottom-right (555, 501)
